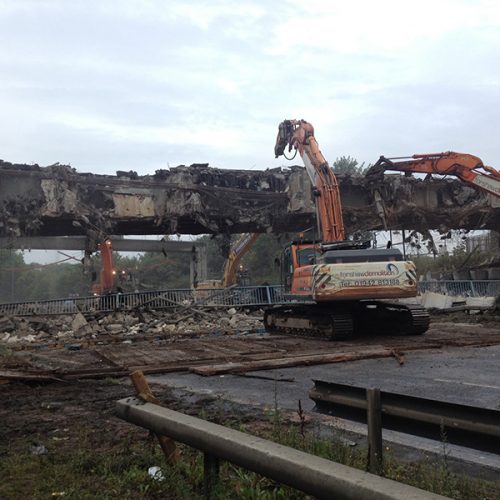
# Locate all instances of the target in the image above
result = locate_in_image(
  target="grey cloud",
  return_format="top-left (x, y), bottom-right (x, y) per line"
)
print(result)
top-left (0, 1), bottom-right (498, 174)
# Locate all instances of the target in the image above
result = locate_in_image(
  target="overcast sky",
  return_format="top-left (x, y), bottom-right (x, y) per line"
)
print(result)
top-left (1, 0), bottom-right (499, 176)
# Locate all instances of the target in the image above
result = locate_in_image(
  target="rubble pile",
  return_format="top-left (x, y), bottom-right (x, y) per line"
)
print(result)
top-left (0, 308), bottom-right (264, 347)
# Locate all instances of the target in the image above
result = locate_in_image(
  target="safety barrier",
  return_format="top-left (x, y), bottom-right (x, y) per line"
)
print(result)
top-left (116, 397), bottom-right (445, 500)
top-left (0, 281), bottom-right (497, 317)
top-left (0, 285), bottom-right (286, 317)
top-left (310, 380), bottom-right (500, 453)
top-left (418, 280), bottom-right (500, 297)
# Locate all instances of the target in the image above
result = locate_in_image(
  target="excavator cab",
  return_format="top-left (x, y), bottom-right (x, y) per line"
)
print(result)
top-left (281, 246), bottom-right (293, 291)
top-left (281, 241), bottom-right (319, 293)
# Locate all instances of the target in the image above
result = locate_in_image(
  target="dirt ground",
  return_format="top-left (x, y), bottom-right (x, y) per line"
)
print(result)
top-left (0, 378), bottom-right (241, 499)
top-left (1, 314), bottom-right (500, 499)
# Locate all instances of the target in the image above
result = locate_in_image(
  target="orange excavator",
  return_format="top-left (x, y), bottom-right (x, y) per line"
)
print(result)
top-left (221, 233), bottom-right (260, 287)
top-left (264, 119), bottom-right (429, 339)
top-left (91, 240), bottom-right (117, 295)
top-left (369, 152), bottom-right (500, 198)
top-left (196, 233), bottom-right (260, 289)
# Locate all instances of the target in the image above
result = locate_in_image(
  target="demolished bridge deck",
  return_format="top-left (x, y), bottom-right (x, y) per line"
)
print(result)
top-left (0, 160), bottom-right (498, 238)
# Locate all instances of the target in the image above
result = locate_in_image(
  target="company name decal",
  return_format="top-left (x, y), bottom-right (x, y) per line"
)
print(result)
top-left (337, 263), bottom-right (401, 279)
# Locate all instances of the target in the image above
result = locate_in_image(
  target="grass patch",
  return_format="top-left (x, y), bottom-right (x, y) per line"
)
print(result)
top-left (1, 435), bottom-right (201, 500)
top-left (1, 398), bottom-right (498, 499)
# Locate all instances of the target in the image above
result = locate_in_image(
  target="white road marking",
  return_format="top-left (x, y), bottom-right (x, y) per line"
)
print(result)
top-left (434, 378), bottom-right (500, 390)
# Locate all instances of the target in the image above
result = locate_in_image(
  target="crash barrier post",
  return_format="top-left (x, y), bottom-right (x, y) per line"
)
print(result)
top-left (116, 396), bottom-right (448, 500)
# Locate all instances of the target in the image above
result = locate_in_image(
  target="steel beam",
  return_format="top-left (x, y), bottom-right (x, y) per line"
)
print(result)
top-left (116, 397), bottom-right (445, 500)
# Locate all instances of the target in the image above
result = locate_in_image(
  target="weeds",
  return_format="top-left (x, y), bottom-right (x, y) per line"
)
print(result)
top-left (1, 402), bottom-right (498, 500)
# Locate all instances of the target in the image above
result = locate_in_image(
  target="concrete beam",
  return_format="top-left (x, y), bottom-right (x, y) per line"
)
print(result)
top-left (1, 160), bottom-right (498, 238)
top-left (0, 236), bottom-right (204, 253)
top-left (0, 235), bottom-right (208, 284)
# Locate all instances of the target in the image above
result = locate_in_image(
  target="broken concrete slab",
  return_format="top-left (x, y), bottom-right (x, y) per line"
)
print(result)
top-left (420, 292), bottom-right (456, 309)
top-left (1, 160), bottom-right (498, 238)
top-left (466, 297), bottom-right (496, 309)
top-left (71, 312), bottom-right (88, 332)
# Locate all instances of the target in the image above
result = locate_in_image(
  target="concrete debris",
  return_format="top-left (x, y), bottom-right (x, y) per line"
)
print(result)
top-left (0, 308), bottom-right (264, 347)
top-left (418, 292), bottom-right (496, 311)
top-left (0, 317), bottom-right (15, 333)
top-left (1, 160), bottom-right (498, 238)
top-left (30, 443), bottom-right (48, 456)
top-left (71, 313), bottom-right (88, 332)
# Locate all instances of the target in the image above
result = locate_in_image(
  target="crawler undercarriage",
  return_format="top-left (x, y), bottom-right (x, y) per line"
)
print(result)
top-left (263, 301), bottom-right (430, 340)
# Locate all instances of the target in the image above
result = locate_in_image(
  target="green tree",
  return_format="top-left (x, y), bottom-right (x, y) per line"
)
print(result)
top-left (134, 252), bottom-right (190, 289)
top-left (197, 234), bottom-right (227, 280)
top-left (0, 250), bottom-right (26, 302)
top-left (332, 156), bottom-right (367, 176)
top-left (241, 234), bottom-right (284, 285)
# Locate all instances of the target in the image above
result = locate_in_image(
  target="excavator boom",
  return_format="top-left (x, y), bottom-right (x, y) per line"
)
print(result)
top-left (221, 233), bottom-right (259, 287)
top-left (275, 119), bottom-right (345, 242)
top-left (92, 239), bottom-right (115, 294)
top-left (373, 152), bottom-right (500, 198)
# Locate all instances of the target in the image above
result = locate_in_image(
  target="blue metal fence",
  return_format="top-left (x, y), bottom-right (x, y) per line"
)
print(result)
top-left (418, 280), bottom-right (500, 298)
top-left (0, 286), bottom-right (285, 317)
top-left (0, 281), bottom-right (498, 317)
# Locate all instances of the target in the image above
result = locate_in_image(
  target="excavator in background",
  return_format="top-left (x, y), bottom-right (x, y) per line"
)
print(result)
top-left (264, 119), bottom-right (429, 339)
top-left (91, 240), bottom-right (116, 295)
top-left (368, 152), bottom-right (500, 198)
top-left (196, 233), bottom-right (260, 289)
top-left (94, 233), bottom-right (259, 295)
top-left (221, 233), bottom-right (260, 287)
top-left (91, 240), bottom-right (130, 295)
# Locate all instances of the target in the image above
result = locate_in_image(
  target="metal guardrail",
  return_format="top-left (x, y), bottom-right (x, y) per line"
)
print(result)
top-left (418, 280), bottom-right (500, 297)
top-left (0, 285), bottom-right (286, 317)
top-left (310, 380), bottom-right (500, 453)
top-left (0, 281), bottom-right (498, 317)
top-left (116, 397), bottom-right (445, 500)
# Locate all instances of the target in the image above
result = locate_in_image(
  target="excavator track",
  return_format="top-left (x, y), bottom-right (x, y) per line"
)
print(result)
top-left (354, 301), bottom-right (430, 336)
top-left (264, 301), bottom-right (429, 340)
top-left (264, 306), bottom-right (354, 340)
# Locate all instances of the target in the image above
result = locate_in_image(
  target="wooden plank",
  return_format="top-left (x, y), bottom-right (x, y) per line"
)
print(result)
top-left (91, 348), bottom-right (126, 368)
top-left (191, 349), bottom-right (395, 376)
top-left (130, 370), bottom-right (178, 464)
top-left (0, 370), bottom-right (61, 382)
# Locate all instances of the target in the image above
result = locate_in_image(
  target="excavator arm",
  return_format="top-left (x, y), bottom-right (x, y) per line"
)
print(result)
top-left (372, 152), bottom-right (500, 198)
top-left (275, 119), bottom-right (345, 242)
top-left (92, 239), bottom-right (116, 294)
top-left (221, 233), bottom-right (259, 287)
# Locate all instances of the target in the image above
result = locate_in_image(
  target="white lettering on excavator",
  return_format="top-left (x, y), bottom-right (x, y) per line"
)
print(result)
top-left (337, 268), bottom-right (400, 278)
top-left (339, 278), bottom-right (401, 287)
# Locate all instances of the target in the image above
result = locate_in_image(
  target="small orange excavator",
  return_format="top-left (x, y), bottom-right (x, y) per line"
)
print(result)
top-left (264, 119), bottom-right (429, 339)
top-left (369, 152), bottom-right (500, 198)
top-left (91, 240), bottom-right (117, 295)
top-left (196, 233), bottom-right (260, 289)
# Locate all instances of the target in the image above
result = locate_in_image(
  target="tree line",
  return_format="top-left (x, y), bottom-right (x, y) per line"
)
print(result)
top-left (0, 233), bottom-right (286, 302)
